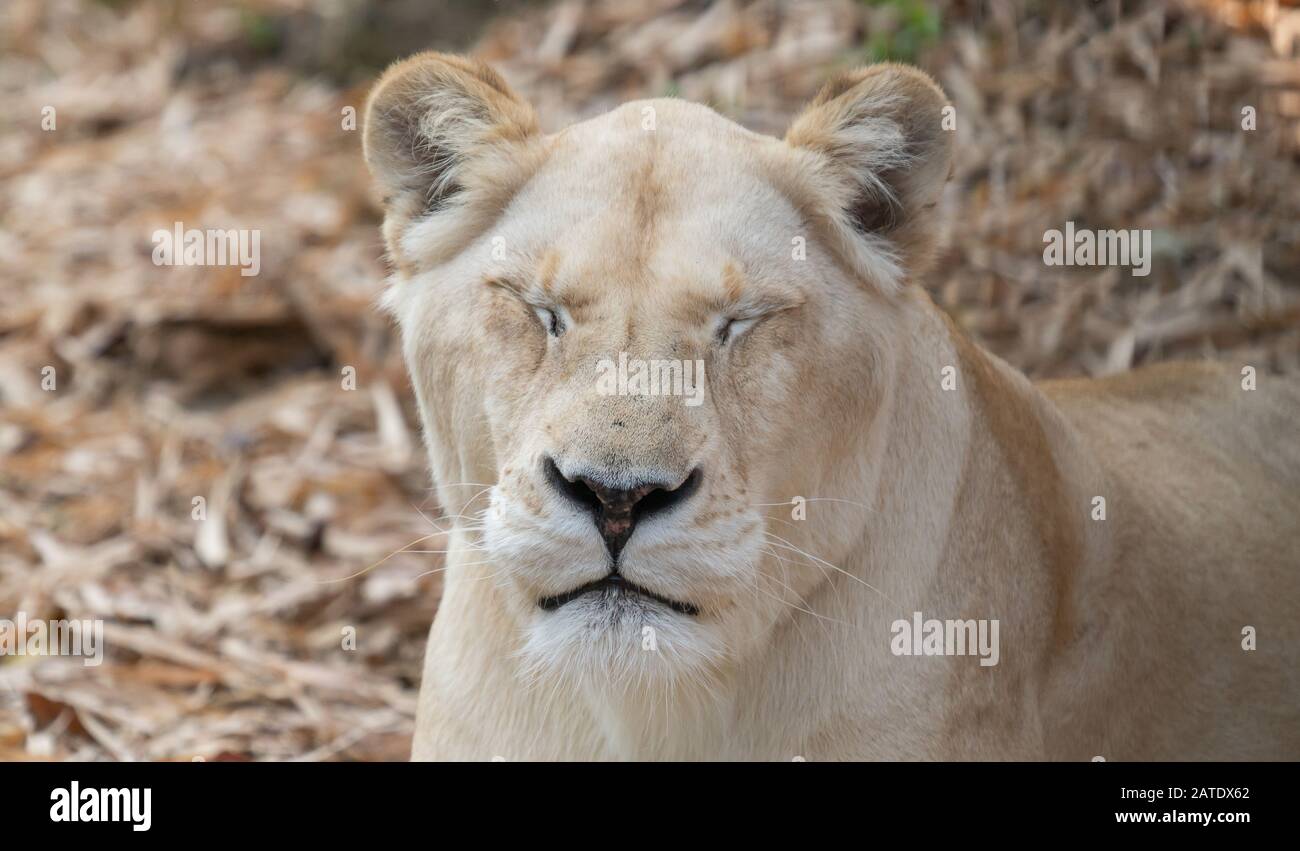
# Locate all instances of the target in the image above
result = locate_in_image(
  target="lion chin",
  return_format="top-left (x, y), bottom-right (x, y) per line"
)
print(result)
top-left (363, 52), bottom-right (1300, 761)
top-left (517, 589), bottom-right (728, 695)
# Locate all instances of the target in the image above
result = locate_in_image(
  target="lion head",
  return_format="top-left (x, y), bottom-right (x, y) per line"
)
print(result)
top-left (364, 53), bottom-right (951, 698)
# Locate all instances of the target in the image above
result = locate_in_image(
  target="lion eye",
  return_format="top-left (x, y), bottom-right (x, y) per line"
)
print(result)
top-left (533, 306), bottom-right (564, 337)
top-left (716, 316), bottom-right (757, 345)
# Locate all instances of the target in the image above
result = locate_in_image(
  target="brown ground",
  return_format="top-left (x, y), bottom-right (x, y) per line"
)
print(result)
top-left (1, 0), bottom-right (1297, 760)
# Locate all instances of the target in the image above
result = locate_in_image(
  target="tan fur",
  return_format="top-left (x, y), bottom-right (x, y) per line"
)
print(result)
top-left (363, 54), bottom-right (1300, 760)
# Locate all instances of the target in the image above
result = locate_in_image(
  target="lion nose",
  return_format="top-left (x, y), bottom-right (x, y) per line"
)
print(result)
top-left (543, 457), bottom-right (702, 561)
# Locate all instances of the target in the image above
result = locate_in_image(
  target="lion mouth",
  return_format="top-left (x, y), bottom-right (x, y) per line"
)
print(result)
top-left (537, 574), bottom-right (699, 616)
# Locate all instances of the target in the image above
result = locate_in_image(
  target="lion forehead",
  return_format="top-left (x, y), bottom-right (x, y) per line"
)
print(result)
top-left (493, 104), bottom-right (810, 299)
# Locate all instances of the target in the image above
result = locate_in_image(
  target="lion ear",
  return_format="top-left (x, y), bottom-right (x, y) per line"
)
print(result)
top-left (785, 64), bottom-right (953, 284)
top-left (363, 52), bottom-right (540, 250)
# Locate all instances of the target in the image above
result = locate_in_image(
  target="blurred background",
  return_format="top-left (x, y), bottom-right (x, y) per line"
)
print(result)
top-left (1, 0), bottom-right (1297, 760)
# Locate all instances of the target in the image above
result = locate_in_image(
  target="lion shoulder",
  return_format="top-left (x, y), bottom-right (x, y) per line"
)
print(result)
top-left (1040, 359), bottom-right (1300, 525)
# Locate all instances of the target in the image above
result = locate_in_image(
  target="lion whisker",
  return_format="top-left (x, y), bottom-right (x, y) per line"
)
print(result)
top-left (750, 496), bottom-right (876, 513)
top-left (761, 531), bottom-right (899, 607)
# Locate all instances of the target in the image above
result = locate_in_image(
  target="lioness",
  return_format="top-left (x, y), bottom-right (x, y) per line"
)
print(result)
top-left (363, 53), bottom-right (1300, 760)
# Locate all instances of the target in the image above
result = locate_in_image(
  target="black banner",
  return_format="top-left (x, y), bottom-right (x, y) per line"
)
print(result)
top-left (4, 761), bottom-right (1288, 838)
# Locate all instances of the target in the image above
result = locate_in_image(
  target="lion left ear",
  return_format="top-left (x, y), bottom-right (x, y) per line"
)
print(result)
top-left (363, 52), bottom-right (541, 266)
top-left (785, 63), bottom-right (953, 284)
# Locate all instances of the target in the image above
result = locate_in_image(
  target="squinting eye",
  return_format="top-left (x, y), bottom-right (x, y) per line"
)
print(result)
top-left (533, 306), bottom-right (564, 337)
top-left (716, 316), bottom-right (757, 345)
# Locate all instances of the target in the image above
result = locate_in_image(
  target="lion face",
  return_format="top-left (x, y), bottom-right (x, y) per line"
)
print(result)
top-left (364, 53), bottom-right (951, 693)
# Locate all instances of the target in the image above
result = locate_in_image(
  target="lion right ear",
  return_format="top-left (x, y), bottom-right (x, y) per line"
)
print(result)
top-left (363, 52), bottom-right (540, 263)
top-left (784, 64), bottom-right (953, 290)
